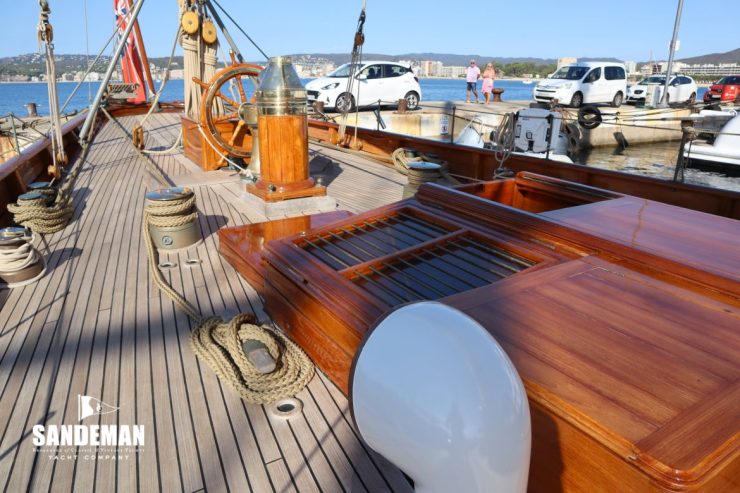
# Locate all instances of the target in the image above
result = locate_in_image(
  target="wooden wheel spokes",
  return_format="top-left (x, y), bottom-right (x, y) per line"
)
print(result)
top-left (198, 62), bottom-right (263, 160)
top-left (234, 75), bottom-right (248, 103)
top-left (214, 90), bottom-right (241, 111)
top-left (214, 112), bottom-right (239, 124)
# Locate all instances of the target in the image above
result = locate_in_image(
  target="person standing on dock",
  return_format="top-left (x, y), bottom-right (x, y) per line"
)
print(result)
top-left (466, 59), bottom-right (481, 103)
top-left (482, 63), bottom-right (496, 105)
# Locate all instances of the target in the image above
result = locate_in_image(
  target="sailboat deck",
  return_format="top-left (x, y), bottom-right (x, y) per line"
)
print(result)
top-left (0, 112), bottom-right (409, 492)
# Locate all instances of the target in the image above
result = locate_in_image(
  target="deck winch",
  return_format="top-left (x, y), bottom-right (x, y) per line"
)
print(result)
top-left (0, 227), bottom-right (46, 288)
top-left (144, 187), bottom-right (200, 250)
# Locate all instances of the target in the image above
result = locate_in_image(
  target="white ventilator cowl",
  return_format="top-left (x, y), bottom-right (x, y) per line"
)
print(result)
top-left (351, 301), bottom-right (531, 493)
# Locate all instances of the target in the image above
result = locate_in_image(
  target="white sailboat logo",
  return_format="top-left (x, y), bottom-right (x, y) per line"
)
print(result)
top-left (78, 395), bottom-right (119, 421)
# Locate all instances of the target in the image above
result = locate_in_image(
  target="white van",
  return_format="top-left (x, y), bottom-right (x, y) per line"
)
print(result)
top-left (533, 61), bottom-right (627, 108)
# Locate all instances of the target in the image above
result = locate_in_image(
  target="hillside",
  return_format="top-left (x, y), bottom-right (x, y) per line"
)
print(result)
top-left (0, 53), bottom-right (184, 78)
top-left (0, 48), bottom-right (737, 79)
top-left (677, 48), bottom-right (740, 65)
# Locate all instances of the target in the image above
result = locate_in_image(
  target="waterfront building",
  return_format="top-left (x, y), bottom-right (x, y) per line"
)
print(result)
top-left (557, 57), bottom-right (577, 68)
top-left (442, 65), bottom-right (467, 78)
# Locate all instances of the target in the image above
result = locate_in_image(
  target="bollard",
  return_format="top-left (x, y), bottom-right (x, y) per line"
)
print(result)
top-left (492, 89), bottom-right (505, 103)
top-left (397, 98), bottom-right (408, 113)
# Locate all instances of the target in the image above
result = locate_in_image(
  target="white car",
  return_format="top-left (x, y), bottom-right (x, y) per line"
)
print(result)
top-left (533, 61), bottom-right (627, 108)
top-left (306, 61), bottom-right (422, 112)
top-left (626, 74), bottom-right (698, 104)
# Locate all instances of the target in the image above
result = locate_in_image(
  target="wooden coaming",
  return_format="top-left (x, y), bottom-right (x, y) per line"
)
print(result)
top-left (218, 210), bottom-right (353, 295)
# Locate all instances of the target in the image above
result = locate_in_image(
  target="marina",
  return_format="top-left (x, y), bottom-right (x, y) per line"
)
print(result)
top-left (0, 0), bottom-right (739, 492)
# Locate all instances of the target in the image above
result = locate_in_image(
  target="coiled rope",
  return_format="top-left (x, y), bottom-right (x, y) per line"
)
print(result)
top-left (0, 236), bottom-right (41, 273)
top-left (7, 125), bottom-right (93, 234)
top-left (391, 147), bottom-right (459, 185)
top-left (0, 230), bottom-right (46, 289)
top-left (142, 192), bottom-right (314, 404)
top-left (7, 190), bottom-right (73, 234)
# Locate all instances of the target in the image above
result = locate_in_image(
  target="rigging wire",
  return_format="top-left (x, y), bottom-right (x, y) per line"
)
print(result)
top-left (83, 0), bottom-right (92, 104)
top-left (338, 1), bottom-right (366, 144)
top-left (208, 0), bottom-right (268, 60)
top-left (59, 15), bottom-right (125, 114)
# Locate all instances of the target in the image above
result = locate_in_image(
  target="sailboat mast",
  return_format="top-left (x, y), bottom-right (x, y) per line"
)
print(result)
top-left (79, 0), bottom-right (146, 143)
top-left (659, 0), bottom-right (684, 107)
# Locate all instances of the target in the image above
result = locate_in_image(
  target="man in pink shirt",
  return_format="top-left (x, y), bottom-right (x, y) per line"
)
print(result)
top-left (466, 59), bottom-right (481, 103)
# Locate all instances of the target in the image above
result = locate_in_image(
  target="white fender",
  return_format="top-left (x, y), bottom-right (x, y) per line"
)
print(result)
top-left (454, 119), bottom-right (485, 148)
top-left (351, 302), bottom-right (531, 493)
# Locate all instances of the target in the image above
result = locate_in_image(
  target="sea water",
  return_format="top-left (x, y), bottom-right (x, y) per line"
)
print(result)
top-left (2, 80), bottom-right (736, 191)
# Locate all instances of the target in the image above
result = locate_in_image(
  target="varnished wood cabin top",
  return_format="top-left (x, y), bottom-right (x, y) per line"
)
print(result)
top-left (443, 255), bottom-right (739, 487)
top-left (542, 197), bottom-right (740, 284)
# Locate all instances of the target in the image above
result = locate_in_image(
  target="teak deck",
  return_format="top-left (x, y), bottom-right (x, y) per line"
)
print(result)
top-left (0, 112), bottom-right (410, 492)
top-left (230, 172), bottom-right (740, 492)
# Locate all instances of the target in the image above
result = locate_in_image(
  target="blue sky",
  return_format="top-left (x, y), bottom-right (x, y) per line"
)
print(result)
top-left (3, 1), bottom-right (738, 62)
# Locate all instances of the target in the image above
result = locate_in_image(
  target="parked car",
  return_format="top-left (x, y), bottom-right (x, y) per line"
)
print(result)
top-left (306, 61), bottom-right (422, 112)
top-left (532, 61), bottom-right (627, 108)
top-left (703, 75), bottom-right (740, 103)
top-left (626, 74), bottom-right (697, 104)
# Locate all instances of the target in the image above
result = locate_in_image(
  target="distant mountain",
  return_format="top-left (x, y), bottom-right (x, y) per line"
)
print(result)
top-left (1, 48), bottom-right (736, 79)
top-left (677, 48), bottom-right (740, 65)
top-left (0, 53), bottom-right (185, 78)
top-left (290, 52), bottom-right (560, 66)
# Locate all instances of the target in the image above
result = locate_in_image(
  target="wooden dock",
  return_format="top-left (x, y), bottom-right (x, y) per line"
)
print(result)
top-left (0, 112), bottom-right (410, 492)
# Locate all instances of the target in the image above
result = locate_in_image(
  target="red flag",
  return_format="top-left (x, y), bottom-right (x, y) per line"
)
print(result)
top-left (115, 0), bottom-right (147, 103)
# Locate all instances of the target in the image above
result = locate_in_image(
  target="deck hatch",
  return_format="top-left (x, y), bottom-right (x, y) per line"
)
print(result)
top-left (347, 233), bottom-right (536, 305)
top-left (299, 210), bottom-right (455, 269)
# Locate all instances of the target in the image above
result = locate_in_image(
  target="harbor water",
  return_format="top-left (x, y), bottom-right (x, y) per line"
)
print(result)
top-left (1, 80), bottom-right (737, 192)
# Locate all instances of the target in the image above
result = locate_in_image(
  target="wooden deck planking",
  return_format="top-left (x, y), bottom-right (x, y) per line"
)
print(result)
top-left (2, 122), bottom-right (129, 484)
top-left (33, 126), bottom-right (143, 492)
top-left (2, 123), bottom-right (138, 491)
top-left (0, 113), bottom-right (412, 492)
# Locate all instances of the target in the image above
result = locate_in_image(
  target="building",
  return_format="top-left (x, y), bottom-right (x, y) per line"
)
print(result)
top-left (442, 66), bottom-right (467, 78)
top-left (624, 60), bottom-right (637, 75)
top-left (679, 63), bottom-right (740, 76)
top-left (414, 60), bottom-right (444, 77)
top-left (557, 57), bottom-right (577, 69)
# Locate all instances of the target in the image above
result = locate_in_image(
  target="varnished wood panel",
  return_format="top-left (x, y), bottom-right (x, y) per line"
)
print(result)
top-left (257, 171), bottom-right (738, 492)
top-left (542, 196), bottom-right (740, 284)
top-left (218, 210), bottom-right (353, 294)
top-left (258, 114), bottom-right (309, 186)
top-left (443, 257), bottom-right (739, 492)
top-left (181, 114), bottom-right (252, 172)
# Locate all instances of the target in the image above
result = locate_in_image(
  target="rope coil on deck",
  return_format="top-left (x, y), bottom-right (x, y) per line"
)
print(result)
top-left (142, 191), bottom-right (314, 405)
top-left (391, 147), bottom-right (459, 187)
top-left (0, 236), bottom-right (41, 273)
top-left (6, 141), bottom-right (89, 235)
top-left (190, 315), bottom-right (315, 404)
top-left (0, 228), bottom-right (46, 288)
